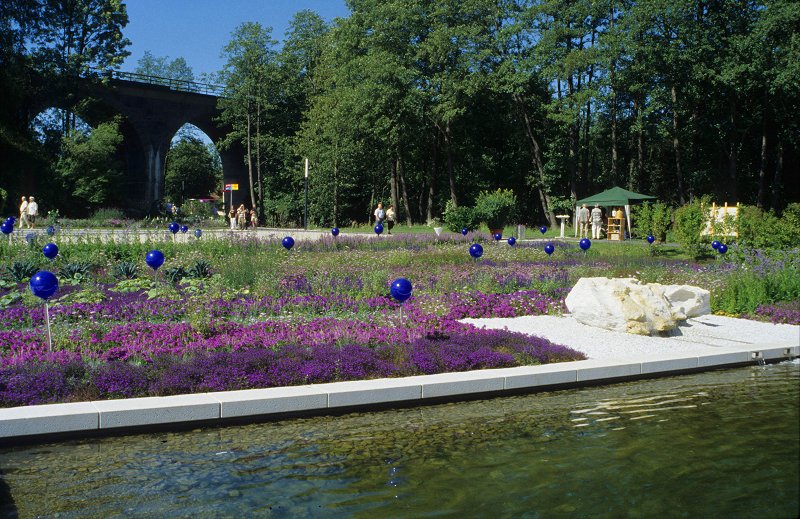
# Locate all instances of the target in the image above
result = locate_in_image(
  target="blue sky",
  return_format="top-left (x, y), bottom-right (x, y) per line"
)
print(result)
top-left (121, 0), bottom-right (350, 78)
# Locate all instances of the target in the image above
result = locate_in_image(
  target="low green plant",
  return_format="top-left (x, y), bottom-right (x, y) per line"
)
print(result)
top-left (474, 189), bottom-right (517, 231)
top-left (59, 262), bottom-right (92, 282)
top-left (112, 261), bottom-right (139, 280)
top-left (442, 200), bottom-right (479, 233)
top-left (163, 266), bottom-right (187, 284)
top-left (4, 260), bottom-right (39, 282)
top-left (187, 259), bottom-right (212, 279)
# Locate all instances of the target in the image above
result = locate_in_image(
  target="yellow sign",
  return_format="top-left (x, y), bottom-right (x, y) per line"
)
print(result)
top-left (224, 183), bottom-right (239, 191)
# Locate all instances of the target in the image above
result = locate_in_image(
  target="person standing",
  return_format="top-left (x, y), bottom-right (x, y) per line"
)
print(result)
top-left (228, 207), bottom-right (236, 230)
top-left (19, 196), bottom-right (29, 228)
top-left (374, 202), bottom-right (385, 225)
top-left (591, 204), bottom-right (603, 239)
top-left (385, 205), bottom-right (396, 234)
top-left (578, 204), bottom-right (590, 239)
top-left (26, 196), bottom-right (38, 228)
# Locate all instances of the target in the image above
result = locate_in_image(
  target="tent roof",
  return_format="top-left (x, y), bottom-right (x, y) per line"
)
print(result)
top-left (576, 186), bottom-right (656, 206)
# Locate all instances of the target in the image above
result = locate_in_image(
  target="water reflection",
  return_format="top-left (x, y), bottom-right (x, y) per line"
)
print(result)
top-left (0, 362), bottom-right (798, 518)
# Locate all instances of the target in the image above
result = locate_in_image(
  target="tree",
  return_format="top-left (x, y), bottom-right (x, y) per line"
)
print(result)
top-left (164, 137), bottom-right (221, 205)
top-left (134, 50), bottom-right (194, 81)
top-left (53, 116), bottom-right (123, 214)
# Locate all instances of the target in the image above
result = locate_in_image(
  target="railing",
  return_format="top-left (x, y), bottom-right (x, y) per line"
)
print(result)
top-left (109, 70), bottom-right (224, 97)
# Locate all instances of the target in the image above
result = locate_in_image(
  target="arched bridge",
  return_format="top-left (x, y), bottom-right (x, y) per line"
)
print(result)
top-left (34, 71), bottom-right (248, 215)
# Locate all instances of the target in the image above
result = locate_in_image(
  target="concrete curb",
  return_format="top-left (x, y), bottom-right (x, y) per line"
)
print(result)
top-left (2, 343), bottom-right (797, 443)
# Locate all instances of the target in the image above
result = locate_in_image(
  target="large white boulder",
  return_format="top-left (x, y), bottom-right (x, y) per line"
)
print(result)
top-left (564, 278), bottom-right (710, 335)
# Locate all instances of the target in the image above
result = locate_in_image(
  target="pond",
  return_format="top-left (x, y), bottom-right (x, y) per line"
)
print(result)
top-left (1, 362), bottom-right (798, 518)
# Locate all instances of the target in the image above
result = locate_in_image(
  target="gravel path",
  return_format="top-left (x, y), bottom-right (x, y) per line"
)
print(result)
top-left (462, 314), bottom-right (800, 360)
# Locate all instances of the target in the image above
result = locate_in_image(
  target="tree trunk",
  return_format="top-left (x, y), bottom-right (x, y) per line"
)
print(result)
top-left (426, 131), bottom-right (437, 224)
top-left (398, 147), bottom-right (413, 225)
top-left (445, 121), bottom-right (457, 208)
top-left (670, 85), bottom-right (686, 204)
top-left (567, 74), bottom-right (578, 200)
top-left (513, 93), bottom-right (556, 228)
top-left (727, 101), bottom-right (738, 203)
top-left (245, 108), bottom-right (256, 210)
top-left (756, 114), bottom-right (768, 209)
top-left (771, 142), bottom-right (783, 212)
top-left (390, 155), bottom-right (399, 220)
top-left (256, 102), bottom-right (262, 219)
top-left (333, 147), bottom-right (338, 227)
top-left (636, 96), bottom-right (644, 189)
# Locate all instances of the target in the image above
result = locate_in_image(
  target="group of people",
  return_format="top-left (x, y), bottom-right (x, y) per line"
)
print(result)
top-left (578, 203), bottom-right (625, 239)
top-left (18, 196), bottom-right (39, 229)
top-left (373, 202), bottom-right (397, 234)
top-left (227, 204), bottom-right (258, 230)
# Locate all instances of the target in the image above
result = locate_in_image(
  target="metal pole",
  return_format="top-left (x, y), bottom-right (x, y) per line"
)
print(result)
top-left (44, 302), bottom-right (52, 352)
top-left (304, 158), bottom-right (309, 230)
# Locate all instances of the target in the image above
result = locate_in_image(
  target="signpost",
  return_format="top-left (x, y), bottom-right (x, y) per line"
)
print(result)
top-left (224, 183), bottom-right (239, 215)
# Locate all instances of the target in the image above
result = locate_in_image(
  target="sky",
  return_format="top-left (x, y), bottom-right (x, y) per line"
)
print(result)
top-left (120, 0), bottom-right (350, 79)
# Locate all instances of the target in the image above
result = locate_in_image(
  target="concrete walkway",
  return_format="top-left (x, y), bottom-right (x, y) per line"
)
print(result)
top-left (1, 315), bottom-right (797, 444)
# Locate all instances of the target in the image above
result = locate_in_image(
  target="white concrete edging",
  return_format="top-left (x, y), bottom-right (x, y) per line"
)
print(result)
top-left (1, 344), bottom-right (797, 441)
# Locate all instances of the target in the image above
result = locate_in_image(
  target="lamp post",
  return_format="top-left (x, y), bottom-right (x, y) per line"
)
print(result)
top-left (304, 158), bottom-right (309, 230)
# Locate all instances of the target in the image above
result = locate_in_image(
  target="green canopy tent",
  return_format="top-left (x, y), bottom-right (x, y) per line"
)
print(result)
top-left (574, 186), bottom-right (656, 238)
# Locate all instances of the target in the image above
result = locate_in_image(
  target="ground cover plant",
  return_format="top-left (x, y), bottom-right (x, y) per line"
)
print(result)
top-left (0, 231), bottom-right (798, 407)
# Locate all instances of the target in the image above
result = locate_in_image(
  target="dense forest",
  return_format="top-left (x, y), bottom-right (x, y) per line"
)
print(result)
top-left (1, 0), bottom-right (798, 225)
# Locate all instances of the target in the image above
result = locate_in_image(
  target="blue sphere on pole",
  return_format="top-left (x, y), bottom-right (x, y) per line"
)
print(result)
top-left (30, 271), bottom-right (59, 301)
top-left (461, 227), bottom-right (468, 236)
top-left (46, 225), bottom-right (56, 236)
top-left (4, 217), bottom-right (14, 225)
top-left (390, 278), bottom-right (413, 303)
top-left (647, 235), bottom-right (655, 244)
top-left (539, 226), bottom-right (547, 234)
top-left (331, 227), bottom-right (340, 237)
top-left (180, 224), bottom-right (189, 234)
top-left (42, 243), bottom-right (59, 260)
top-left (469, 243), bottom-right (483, 259)
top-left (282, 236), bottom-right (295, 250)
top-left (145, 250), bottom-right (165, 271)
top-left (374, 223), bottom-right (384, 235)
top-left (493, 232), bottom-right (502, 241)
top-left (507, 237), bottom-right (516, 246)
top-left (544, 243), bottom-right (555, 256)
top-left (711, 240), bottom-right (721, 250)
top-left (194, 229), bottom-right (202, 239)
top-left (579, 238), bottom-right (591, 251)
top-left (0, 221), bottom-right (12, 235)
top-left (168, 222), bottom-right (179, 234)
top-left (717, 243), bottom-right (728, 254)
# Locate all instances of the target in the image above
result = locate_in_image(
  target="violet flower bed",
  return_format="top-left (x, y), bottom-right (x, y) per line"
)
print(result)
top-left (0, 288), bottom-right (581, 407)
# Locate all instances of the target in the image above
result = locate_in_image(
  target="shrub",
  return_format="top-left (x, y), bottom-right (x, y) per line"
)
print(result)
top-left (632, 202), bottom-right (673, 242)
top-left (443, 200), bottom-right (479, 233)
top-left (673, 197), bottom-right (709, 259)
top-left (474, 189), bottom-right (517, 230)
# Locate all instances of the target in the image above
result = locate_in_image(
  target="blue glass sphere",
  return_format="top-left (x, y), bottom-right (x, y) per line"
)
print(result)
top-left (579, 238), bottom-right (591, 251)
top-left (0, 221), bottom-right (12, 235)
top-left (539, 226), bottom-right (547, 234)
top-left (717, 243), bottom-right (728, 254)
top-left (711, 240), bottom-right (721, 250)
top-left (46, 225), bottom-right (56, 236)
top-left (647, 235), bottom-right (655, 244)
top-left (469, 243), bottom-right (483, 259)
top-left (42, 243), bottom-right (59, 260)
top-left (282, 236), bottom-right (295, 250)
top-left (390, 277), bottom-right (413, 303)
top-left (544, 243), bottom-right (555, 256)
top-left (30, 271), bottom-right (58, 301)
top-left (331, 227), bottom-right (340, 237)
top-left (374, 224), bottom-right (384, 235)
top-left (493, 233), bottom-right (502, 241)
top-left (145, 250), bottom-right (165, 271)
top-left (180, 224), bottom-right (189, 233)
top-left (507, 237), bottom-right (516, 246)
top-left (461, 227), bottom-right (468, 236)
top-left (168, 222), bottom-right (179, 234)
top-left (194, 229), bottom-right (202, 239)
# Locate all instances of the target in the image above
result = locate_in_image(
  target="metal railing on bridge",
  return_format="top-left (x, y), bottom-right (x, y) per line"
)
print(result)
top-left (110, 70), bottom-right (225, 97)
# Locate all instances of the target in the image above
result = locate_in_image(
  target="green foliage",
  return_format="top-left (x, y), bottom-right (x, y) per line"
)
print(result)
top-left (163, 266), bottom-right (188, 285)
top-left (673, 198), bottom-right (710, 259)
top-left (187, 260), bottom-right (213, 279)
top-left (4, 260), bottom-right (39, 283)
top-left (442, 200), bottom-right (478, 233)
top-left (164, 137), bottom-right (222, 205)
top-left (632, 202), bottom-right (673, 242)
top-left (112, 261), bottom-right (138, 280)
top-left (59, 262), bottom-right (92, 282)
top-left (181, 200), bottom-right (216, 219)
top-left (474, 189), bottom-right (518, 230)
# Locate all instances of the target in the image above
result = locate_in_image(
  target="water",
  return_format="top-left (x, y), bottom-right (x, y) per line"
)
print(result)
top-left (1, 362), bottom-right (798, 518)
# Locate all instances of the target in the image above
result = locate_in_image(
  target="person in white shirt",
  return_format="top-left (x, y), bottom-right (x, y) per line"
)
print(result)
top-left (578, 204), bottom-right (590, 238)
top-left (26, 196), bottom-right (38, 228)
top-left (19, 196), bottom-right (29, 228)
top-left (374, 202), bottom-right (385, 225)
top-left (591, 204), bottom-right (603, 239)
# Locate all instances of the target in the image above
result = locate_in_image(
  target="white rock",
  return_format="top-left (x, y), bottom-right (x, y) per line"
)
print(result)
top-left (565, 278), bottom-right (678, 335)
top-left (657, 284), bottom-right (711, 320)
